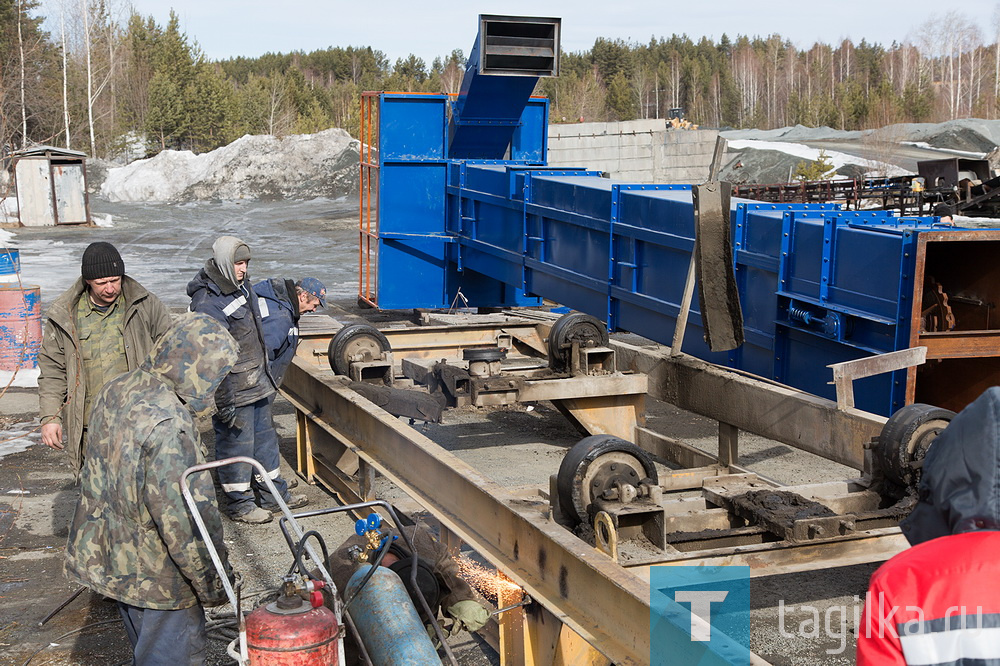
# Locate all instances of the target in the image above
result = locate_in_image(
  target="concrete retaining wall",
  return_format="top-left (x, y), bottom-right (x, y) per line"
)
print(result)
top-left (547, 120), bottom-right (720, 184)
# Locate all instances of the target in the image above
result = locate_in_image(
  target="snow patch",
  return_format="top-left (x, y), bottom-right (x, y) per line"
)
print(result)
top-left (0, 196), bottom-right (17, 225)
top-left (0, 367), bottom-right (39, 388)
top-left (901, 142), bottom-right (986, 158)
top-left (0, 421), bottom-right (40, 460)
top-left (102, 129), bottom-right (360, 203)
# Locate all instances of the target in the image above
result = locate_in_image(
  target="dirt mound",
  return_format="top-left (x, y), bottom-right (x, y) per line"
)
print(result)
top-left (924, 125), bottom-right (998, 153)
top-left (720, 147), bottom-right (873, 185)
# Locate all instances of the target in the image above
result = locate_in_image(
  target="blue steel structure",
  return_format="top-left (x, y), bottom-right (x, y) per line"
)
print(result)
top-left (358, 15), bottom-right (1000, 418)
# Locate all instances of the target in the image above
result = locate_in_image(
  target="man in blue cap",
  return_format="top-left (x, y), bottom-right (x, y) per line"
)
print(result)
top-left (254, 277), bottom-right (327, 388)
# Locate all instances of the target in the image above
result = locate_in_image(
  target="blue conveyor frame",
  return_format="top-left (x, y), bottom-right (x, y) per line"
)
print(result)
top-left (360, 90), bottom-right (999, 417)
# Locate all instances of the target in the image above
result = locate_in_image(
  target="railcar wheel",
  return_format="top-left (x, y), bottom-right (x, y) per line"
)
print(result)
top-left (556, 434), bottom-right (657, 525)
top-left (547, 313), bottom-right (609, 371)
top-left (874, 403), bottom-right (955, 488)
top-left (328, 324), bottom-right (391, 376)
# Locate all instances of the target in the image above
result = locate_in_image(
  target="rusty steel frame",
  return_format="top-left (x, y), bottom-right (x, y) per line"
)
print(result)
top-left (282, 358), bottom-right (759, 665)
top-left (906, 229), bottom-right (1000, 411)
top-left (611, 339), bottom-right (887, 471)
top-left (283, 317), bottom-right (917, 665)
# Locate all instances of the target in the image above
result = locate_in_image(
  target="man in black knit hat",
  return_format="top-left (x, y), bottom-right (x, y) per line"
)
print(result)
top-left (38, 242), bottom-right (173, 474)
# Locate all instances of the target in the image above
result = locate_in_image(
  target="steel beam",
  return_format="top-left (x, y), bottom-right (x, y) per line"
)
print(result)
top-left (612, 341), bottom-right (886, 471)
top-left (283, 358), bottom-right (761, 665)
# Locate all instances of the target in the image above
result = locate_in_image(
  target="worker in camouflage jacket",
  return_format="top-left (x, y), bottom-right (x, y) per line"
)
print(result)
top-left (65, 313), bottom-right (238, 665)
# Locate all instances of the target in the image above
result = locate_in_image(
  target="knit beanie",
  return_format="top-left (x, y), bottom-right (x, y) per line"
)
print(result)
top-left (234, 244), bottom-right (251, 262)
top-left (81, 242), bottom-right (124, 280)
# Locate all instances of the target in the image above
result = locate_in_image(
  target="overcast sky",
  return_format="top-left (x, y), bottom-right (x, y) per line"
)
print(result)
top-left (119, 0), bottom-right (997, 65)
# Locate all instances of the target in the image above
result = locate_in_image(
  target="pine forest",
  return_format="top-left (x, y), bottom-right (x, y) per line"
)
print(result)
top-left (2, 1), bottom-right (999, 161)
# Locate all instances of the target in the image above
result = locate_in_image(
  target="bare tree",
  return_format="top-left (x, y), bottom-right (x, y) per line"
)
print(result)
top-left (994, 3), bottom-right (1000, 114)
top-left (862, 124), bottom-right (906, 178)
top-left (60, 8), bottom-right (70, 148)
top-left (18, 0), bottom-right (28, 147)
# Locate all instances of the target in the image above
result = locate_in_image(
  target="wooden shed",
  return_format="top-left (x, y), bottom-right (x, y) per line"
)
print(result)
top-left (12, 146), bottom-right (92, 226)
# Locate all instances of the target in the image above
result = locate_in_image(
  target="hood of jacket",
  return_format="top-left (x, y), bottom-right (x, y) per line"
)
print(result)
top-left (211, 236), bottom-right (250, 291)
top-left (901, 387), bottom-right (1000, 546)
top-left (140, 312), bottom-right (238, 418)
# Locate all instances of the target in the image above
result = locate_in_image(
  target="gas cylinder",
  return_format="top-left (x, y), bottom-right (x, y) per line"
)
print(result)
top-left (345, 564), bottom-right (440, 665)
top-left (246, 578), bottom-right (339, 665)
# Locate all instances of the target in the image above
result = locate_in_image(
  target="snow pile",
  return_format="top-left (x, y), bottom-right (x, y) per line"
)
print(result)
top-left (102, 129), bottom-right (360, 203)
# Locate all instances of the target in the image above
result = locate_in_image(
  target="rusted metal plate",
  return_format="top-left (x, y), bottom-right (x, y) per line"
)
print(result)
top-left (693, 181), bottom-right (744, 352)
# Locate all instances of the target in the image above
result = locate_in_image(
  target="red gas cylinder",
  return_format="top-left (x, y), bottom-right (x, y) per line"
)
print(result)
top-left (246, 583), bottom-right (339, 666)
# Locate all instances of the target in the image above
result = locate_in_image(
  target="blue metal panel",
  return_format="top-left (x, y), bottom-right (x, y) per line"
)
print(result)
top-left (366, 91), bottom-right (1000, 416)
top-left (377, 237), bottom-right (450, 309)
top-left (380, 94), bottom-right (448, 160)
top-left (511, 99), bottom-right (549, 162)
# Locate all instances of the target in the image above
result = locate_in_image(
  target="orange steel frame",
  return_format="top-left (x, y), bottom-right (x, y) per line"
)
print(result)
top-left (358, 92), bottom-right (379, 308)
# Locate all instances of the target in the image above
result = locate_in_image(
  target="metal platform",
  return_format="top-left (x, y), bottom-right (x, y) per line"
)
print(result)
top-left (283, 311), bottom-right (910, 665)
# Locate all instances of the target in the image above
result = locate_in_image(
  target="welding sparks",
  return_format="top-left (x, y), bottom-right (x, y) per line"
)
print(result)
top-left (455, 554), bottom-right (522, 604)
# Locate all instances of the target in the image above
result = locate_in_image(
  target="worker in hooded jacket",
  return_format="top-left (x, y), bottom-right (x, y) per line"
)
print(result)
top-left (254, 276), bottom-right (326, 388)
top-left (857, 386), bottom-right (1000, 665)
top-left (187, 236), bottom-right (307, 524)
top-left (65, 313), bottom-right (237, 665)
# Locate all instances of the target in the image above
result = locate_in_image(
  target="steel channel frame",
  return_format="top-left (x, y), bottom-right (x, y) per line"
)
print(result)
top-left (282, 357), bottom-right (763, 666)
top-left (611, 339), bottom-right (886, 471)
top-left (286, 318), bottom-right (909, 665)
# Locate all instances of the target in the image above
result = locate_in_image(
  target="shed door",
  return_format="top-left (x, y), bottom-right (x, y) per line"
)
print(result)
top-left (52, 164), bottom-right (88, 225)
top-left (14, 158), bottom-right (55, 226)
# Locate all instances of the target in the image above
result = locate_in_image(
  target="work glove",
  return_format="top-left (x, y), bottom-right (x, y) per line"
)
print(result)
top-left (447, 600), bottom-right (490, 634)
top-left (216, 404), bottom-right (237, 427)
